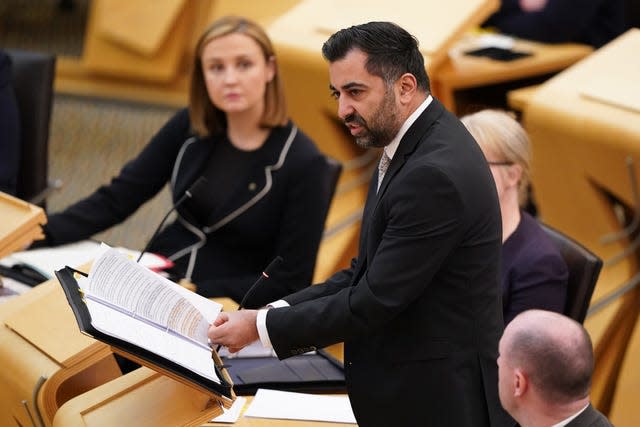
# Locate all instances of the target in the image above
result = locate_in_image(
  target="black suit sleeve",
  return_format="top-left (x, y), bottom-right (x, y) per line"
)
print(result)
top-left (267, 165), bottom-right (465, 357)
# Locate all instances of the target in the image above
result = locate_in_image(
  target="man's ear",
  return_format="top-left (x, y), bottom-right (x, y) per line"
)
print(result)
top-left (398, 73), bottom-right (417, 102)
top-left (513, 368), bottom-right (528, 397)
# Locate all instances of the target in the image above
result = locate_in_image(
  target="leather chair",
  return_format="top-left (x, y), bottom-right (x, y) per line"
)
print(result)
top-left (6, 48), bottom-right (59, 208)
top-left (541, 223), bottom-right (603, 324)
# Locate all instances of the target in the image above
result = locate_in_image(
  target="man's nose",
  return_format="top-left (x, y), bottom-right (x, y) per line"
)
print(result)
top-left (337, 98), bottom-right (354, 121)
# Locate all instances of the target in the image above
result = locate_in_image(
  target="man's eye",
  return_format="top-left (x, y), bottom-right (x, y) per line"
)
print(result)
top-left (330, 91), bottom-right (340, 100)
top-left (349, 89), bottom-right (361, 97)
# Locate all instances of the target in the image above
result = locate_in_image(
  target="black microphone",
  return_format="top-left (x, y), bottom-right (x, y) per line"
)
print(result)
top-left (214, 256), bottom-right (283, 352)
top-left (239, 256), bottom-right (284, 310)
top-left (136, 176), bottom-right (209, 263)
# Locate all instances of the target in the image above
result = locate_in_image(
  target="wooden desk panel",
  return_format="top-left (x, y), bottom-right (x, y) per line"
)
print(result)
top-left (431, 37), bottom-right (592, 113)
top-left (521, 29), bottom-right (640, 427)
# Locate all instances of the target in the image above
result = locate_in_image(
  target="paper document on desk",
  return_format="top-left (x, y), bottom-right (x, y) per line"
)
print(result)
top-left (2, 240), bottom-right (173, 280)
top-left (244, 389), bottom-right (356, 423)
top-left (210, 396), bottom-right (246, 423)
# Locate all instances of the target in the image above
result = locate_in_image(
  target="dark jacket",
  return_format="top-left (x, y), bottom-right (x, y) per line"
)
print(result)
top-left (265, 99), bottom-right (513, 427)
top-left (566, 403), bottom-right (614, 427)
top-left (43, 109), bottom-right (331, 305)
top-left (483, 0), bottom-right (626, 48)
top-left (502, 211), bottom-right (569, 324)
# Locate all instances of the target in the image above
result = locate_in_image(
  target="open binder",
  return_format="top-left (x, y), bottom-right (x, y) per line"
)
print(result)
top-left (54, 246), bottom-right (235, 415)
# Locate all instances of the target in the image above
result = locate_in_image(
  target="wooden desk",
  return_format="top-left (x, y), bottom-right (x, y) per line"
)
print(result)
top-left (520, 29), bottom-right (640, 427)
top-left (40, 294), bottom-right (348, 427)
top-left (0, 279), bottom-right (121, 427)
top-left (431, 36), bottom-right (592, 114)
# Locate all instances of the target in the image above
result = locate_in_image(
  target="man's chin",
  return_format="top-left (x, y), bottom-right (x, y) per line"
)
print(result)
top-left (355, 137), bottom-right (387, 149)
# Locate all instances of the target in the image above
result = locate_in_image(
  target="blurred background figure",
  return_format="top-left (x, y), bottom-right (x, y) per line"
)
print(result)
top-left (461, 109), bottom-right (568, 324)
top-left (483, 0), bottom-right (627, 48)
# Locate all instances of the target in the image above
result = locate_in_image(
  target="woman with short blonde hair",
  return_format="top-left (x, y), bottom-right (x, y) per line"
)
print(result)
top-left (462, 109), bottom-right (568, 324)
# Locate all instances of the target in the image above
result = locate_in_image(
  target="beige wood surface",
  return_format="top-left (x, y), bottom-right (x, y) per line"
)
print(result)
top-left (431, 37), bottom-right (592, 113)
top-left (52, 367), bottom-right (224, 427)
top-left (0, 280), bottom-right (121, 427)
top-left (82, 0), bottom-right (196, 83)
top-left (0, 192), bottom-right (46, 258)
top-left (267, 0), bottom-right (498, 72)
top-left (506, 84), bottom-right (540, 111)
top-left (98, 0), bottom-right (187, 57)
top-left (520, 29), bottom-right (640, 427)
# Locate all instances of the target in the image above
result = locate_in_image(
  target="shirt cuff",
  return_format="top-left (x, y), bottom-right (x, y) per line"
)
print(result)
top-left (256, 300), bottom-right (290, 350)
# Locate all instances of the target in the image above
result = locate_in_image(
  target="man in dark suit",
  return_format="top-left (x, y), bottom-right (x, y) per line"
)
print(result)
top-left (498, 309), bottom-right (614, 427)
top-left (209, 21), bottom-right (511, 427)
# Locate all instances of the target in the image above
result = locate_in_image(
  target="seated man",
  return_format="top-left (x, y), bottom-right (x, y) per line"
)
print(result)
top-left (498, 309), bottom-right (614, 427)
top-left (0, 50), bottom-right (20, 195)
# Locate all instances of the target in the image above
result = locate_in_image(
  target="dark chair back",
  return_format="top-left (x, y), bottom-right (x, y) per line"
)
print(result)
top-left (541, 223), bottom-right (603, 323)
top-left (6, 49), bottom-right (56, 207)
top-left (322, 156), bottom-right (343, 217)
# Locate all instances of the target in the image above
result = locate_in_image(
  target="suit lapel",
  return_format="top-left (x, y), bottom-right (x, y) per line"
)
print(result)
top-left (351, 99), bottom-right (445, 285)
top-left (375, 98), bottom-right (445, 201)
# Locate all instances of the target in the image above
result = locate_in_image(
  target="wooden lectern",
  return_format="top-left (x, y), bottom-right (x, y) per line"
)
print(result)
top-left (0, 280), bottom-right (121, 426)
top-left (0, 276), bottom-right (230, 427)
top-left (0, 192), bottom-right (47, 258)
top-left (519, 29), bottom-right (640, 427)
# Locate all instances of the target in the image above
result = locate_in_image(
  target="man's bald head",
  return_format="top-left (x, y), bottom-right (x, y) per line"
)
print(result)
top-left (501, 310), bottom-right (594, 404)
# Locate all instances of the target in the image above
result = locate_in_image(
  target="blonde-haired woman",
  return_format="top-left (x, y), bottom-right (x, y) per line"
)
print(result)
top-left (461, 110), bottom-right (568, 324)
top-left (39, 16), bottom-right (331, 308)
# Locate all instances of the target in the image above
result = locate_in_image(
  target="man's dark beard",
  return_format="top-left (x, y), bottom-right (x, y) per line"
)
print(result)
top-left (345, 89), bottom-right (400, 149)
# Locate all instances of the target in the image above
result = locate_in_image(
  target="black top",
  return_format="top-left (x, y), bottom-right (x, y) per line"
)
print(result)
top-left (502, 211), bottom-right (569, 324)
top-left (189, 136), bottom-right (261, 225)
top-left (43, 109), bottom-right (332, 306)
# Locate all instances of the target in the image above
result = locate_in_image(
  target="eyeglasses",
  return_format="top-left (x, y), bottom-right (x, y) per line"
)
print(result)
top-left (487, 161), bottom-right (514, 167)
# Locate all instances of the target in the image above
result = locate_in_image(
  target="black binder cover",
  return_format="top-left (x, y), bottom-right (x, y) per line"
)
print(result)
top-left (55, 266), bottom-right (233, 399)
top-left (222, 349), bottom-right (345, 396)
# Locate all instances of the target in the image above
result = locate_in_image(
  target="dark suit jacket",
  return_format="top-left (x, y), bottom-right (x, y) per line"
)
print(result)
top-left (266, 99), bottom-right (511, 426)
top-left (566, 404), bottom-right (614, 427)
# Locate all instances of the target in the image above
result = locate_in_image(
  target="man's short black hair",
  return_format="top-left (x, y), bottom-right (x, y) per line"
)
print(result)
top-left (321, 21), bottom-right (430, 92)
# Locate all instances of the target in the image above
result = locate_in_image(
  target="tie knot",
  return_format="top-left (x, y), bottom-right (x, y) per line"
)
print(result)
top-left (377, 152), bottom-right (391, 192)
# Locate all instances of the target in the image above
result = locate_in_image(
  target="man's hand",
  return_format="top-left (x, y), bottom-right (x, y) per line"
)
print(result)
top-left (208, 310), bottom-right (259, 353)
